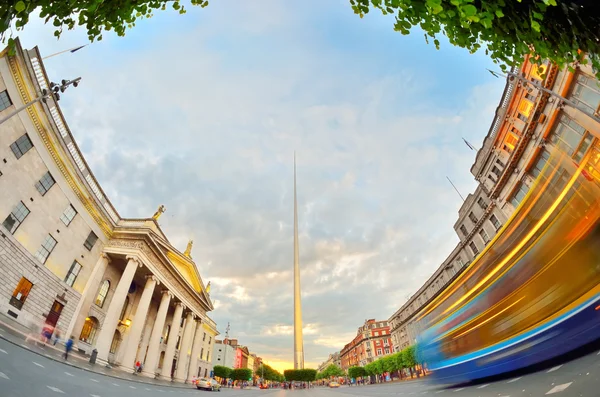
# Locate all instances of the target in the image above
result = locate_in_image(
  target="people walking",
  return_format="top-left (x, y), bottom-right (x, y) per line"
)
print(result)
top-left (63, 336), bottom-right (74, 360)
top-left (52, 328), bottom-right (62, 345)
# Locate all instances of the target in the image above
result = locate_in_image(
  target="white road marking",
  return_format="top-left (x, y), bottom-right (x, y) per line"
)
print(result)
top-left (33, 362), bottom-right (44, 368)
top-left (129, 386), bottom-right (136, 389)
top-left (435, 391), bottom-right (445, 394)
top-left (21, 344), bottom-right (28, 348)
top-left (453, 388), bottom-right (464, 392)
top-left (546, 382), bottom-right (573, 394)
top-left (477, 384), bottom-right (489, 389)
top-left (0, 372), bottom-right (9, 380)
top-left (90, 395), bottom-right (101, 397)
top-left (508, 377), bottom-right (521, 383)
top-left (145, 388), bottom-right (151, 391)
top-left (112, 383), bottom-right (119, 386)
top-left (47, 386), bottom-right (65, 393)
top-left (64, 372), bottom-right (74, 377)
top-left (90, 379), bottom-right (99, 383)
top-left (0, 348), bottom-right (7, 354)
top-left (547, 365), bottom-right (562, 373)
top-left (0, 333), bottom-right (3, 337)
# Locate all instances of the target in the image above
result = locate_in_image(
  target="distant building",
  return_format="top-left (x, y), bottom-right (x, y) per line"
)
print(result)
top-left (212, 337), bottom-right (238, 369)
top-left (317, 351), bottom-right (341, 372)
top-left (340, 319), bottom-right (393, 370)
top-left (389, 53), bottom-right (600, 351)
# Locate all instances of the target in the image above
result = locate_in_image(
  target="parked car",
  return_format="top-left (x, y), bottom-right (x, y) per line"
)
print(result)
top-left (329, 381), bottom-right (340, 388)
top-left (196, 378), bottom-right (214, 391)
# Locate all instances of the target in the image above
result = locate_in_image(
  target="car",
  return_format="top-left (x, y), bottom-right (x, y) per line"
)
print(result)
top-left (329, 382), bottom-right (340, 388)
top-left (196, 378), bottom-right (214, 391)
top-left (209, 379), bottom-right (221, 391)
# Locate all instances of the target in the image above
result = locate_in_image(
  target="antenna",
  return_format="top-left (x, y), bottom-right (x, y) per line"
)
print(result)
top-left (225, 322), bottom-right (230, 338)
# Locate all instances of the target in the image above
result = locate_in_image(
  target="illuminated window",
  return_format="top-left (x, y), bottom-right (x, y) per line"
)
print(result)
top-left (510, 183), bottom-right (529, 208)
top-left (35, 234), bottom-right (57, 264)
top-left (64, 261), bottom-right (82, 287)
top-left (2, 201), bottom-right (30, 234)
top-left (569, 73), bottom-right (600, 115)
top-left (95, 280), bottom-right (110, 307)
top-left (10, 277), bottom-right (33, 310)
top-left (79, 316), bottom-right (99, 344)
top-left (518, 99), bottom-right (534, 118)
top-left (531, 63), bottom-right (547, 81)
top-left (504, 132), bottom-right (519, 151)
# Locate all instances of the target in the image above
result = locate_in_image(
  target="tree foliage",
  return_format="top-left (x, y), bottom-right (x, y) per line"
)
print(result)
top-left (319, 364), bottom-right (345, 379)
top-left (213, 365), bottom-right (232, 379)
top-left (0, 0), bottom-right (209, 45)
top-left (231, 368), bottom-right (253, 381)
top-left (284, 369), bottom-right (318, 382)
top-left (348, 366), bottom-right (367, 379)
top-left (349, 0), bottom-right (600, 78)
top-left (257, 364), bottom-right (284, 382)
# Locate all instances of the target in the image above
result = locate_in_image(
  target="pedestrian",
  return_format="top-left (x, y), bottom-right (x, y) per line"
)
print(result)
top-left (52, 328), bottom-right (62, 346)
top-left (63, 336), bottom-right (74, 360)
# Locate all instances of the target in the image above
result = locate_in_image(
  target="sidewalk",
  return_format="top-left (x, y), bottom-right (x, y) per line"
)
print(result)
top-left (0, 313), bottom-right (193, 389)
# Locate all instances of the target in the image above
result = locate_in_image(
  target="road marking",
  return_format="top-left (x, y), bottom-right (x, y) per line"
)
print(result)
top-left (453, 388), bottom-right (464, 392)
top-left (477, 384), bottom-right (489, 389)
top-left (33, 362), bottom-right (44, 368)
top-left (21, 344), bottom-right (28, 348)
top-left (112, 383), bottom-right (119, 387)
top-left (508, 377), bottom-right (521, 383)
top-left (0, 333), bottom-right (3, 337)
top-left (546, 382), bottom-right (572, 394)
top-left (90, 379), bottom-right (99, 383)
top-left (0, 348), bottom-right (7, 354)
top-left (47, 386), bottom-right (65, 393)
top-left (547, 365), bottom-right (562, 373)
top-left (435, 391), bottom-right (445, 394)
top-left (145, 388), bottom-right (151, 391)
top-left (91, 395), bottom-right (101, 397)
top-left (64, 372), bottom-right (74, 377)
top-left (0, 372), bottom-right (9, 380)
top-left (129, 386), bottom-right (136, 389)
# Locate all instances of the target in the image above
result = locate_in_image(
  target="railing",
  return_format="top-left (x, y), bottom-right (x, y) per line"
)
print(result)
top-left (27, 52), bottom-right (120, 225)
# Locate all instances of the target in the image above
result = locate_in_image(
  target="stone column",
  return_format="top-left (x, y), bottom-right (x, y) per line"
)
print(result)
top-left (160, 302), bottom-right (184, 379)
top-left (65, 253), bottom-right (110, 345)
top-left (175, 311), bottom-right (195, 382)
top-left (186, 320), bottom-right (203, 383)
top-left (141, 290), bottom-right (172, 378)
top-left (94, 256), bottom-right (140, 364)
top-left (119, 275), bottom-right (158, 371)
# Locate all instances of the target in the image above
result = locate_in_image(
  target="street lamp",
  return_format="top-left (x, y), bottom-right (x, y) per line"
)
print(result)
top-left (488, 68), bottom-right (600, 124)
top-left (0, 77), bottom-right (81, 126)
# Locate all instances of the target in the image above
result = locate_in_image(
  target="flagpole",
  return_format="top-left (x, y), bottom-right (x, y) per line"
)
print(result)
top-left (43, 45), bottom-right (88, 60)
top-left (446, 176), bottom-right (465, 202)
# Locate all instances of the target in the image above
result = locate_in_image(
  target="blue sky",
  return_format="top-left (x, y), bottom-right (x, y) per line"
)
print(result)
top-left (17, 0), bottom-right (505, 371)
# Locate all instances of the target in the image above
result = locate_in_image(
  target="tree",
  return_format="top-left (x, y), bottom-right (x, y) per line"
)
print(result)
top-left (258, 364), bottom-right (283, 382)
top-left (231, 368), bottom-right (253, 382)
top-left (0, 0), bottom-right (210, 45)
top-left (301, 369), bottom-right (318, 382)
top-left (349, 0), bottom-right (600, 79)
top-left (402, 346), bottom-right (418, 378)
top-left (213, 365), bottom-right (232, 379)
top-left (348, 366), bottom-right (367, 379)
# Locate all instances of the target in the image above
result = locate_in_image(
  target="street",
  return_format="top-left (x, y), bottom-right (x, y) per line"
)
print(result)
top-left (1, 335), bottom-right (599, 397)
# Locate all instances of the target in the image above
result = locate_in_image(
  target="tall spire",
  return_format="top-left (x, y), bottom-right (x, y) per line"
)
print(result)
top-left (293, 151), bottom-right (305, 369)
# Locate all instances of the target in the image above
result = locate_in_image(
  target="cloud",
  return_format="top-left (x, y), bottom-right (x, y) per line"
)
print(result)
top-left (16, 0), bottom-right (505, 369)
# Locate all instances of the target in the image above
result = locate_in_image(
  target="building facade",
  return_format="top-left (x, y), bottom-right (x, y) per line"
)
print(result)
top-left (212, 339), bottom-right (236, 369)
top-left (340, 319), bottom-right (393, 370)
top-left (0, 39), bottom-right (218, 383)
top-left (317, 351), bottom-right (341, 373)
top-left (389, 54), bottom-right (600, 352)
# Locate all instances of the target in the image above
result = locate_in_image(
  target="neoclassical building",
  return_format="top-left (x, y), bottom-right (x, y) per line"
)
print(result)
top-left (0, 39), bottom-right (218, 382)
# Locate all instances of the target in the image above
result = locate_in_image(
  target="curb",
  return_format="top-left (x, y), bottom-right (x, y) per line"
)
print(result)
top-left (0, 321), bottom-right (191, 390)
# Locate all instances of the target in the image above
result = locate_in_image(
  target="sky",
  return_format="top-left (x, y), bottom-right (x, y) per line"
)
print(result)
top-left (16, 0), bottom-right (505, 373)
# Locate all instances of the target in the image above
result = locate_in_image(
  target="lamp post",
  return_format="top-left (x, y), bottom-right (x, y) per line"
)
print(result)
top-left (0, 77), bottom-right (81, 126)
top-left (488, 68), bottom-right (600, 124)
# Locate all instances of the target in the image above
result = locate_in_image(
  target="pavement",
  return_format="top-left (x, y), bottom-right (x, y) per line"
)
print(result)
top-left (0, 315), bottom-right (599, 396)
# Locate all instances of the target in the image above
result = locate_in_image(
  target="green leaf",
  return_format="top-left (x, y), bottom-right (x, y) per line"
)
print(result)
top-left (432, 5), bottom-right (443, 14)
top-left (531, 20), bottom-right (541, 32)
top-left (495, 10), bottom-right (504, 18)
top-left (462, 5), bottom-right (477, 17)
top-left (15, 1), bottom-right (26, 12)
top-left (532, 12), bottom-right (543, 20)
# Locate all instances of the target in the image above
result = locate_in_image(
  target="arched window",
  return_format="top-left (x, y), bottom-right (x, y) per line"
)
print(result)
top-left (95, 280), bottom-right (110, 308)
top-left (119, 296), bottom-right (129, 321)
top-left (110, 330), bottom-right (122, 354)
top-left (79, 316), bottom-right (99, 344)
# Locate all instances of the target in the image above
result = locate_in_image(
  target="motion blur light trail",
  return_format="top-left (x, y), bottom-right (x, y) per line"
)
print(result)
top-left (417, 143), bottom-right (600, 384)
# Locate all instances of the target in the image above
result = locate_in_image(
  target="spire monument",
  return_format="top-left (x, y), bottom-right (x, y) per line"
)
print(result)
top-left (293, 152), bottom-right (305, 369)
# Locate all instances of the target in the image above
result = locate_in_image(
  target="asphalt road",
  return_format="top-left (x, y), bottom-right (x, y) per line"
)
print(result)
top-left (0, 335), bottom-right (599, 396)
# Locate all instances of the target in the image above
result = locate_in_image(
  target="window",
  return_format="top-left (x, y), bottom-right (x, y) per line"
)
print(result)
top-left (377, 349), bottom-right (382, 356)
top-left (10, 277), bottom-right (33, 310)
top-left (525, 93), bottom-right (536, 102)
top-left (518, 99), bottom-right (534, 119)
top-left (456, 258), bottom-right (464, 268)
top-left (569, 73), bottom-right (600, 115)
top-left (83, 231), bottom-right (98, 251)
top-left (479, 228), bottom-right (490, 244)
top-left (469, 241), bottom-right (479, 256)
top-left (2, 201), bottom-right (30, 234)
top-left (95, 280), bottom-right (110, 307)
top-left (489, 214), bottom-right (502, 230)
top-left (110, 331), bottom-right (121, 354)
top-left (385, 348), bottom-right (390, 354)
top-left (203, 332), bottom-right (206, 341)
top-left (208, 336), bottom-right (212, 345)
top-left (517, 112), bottom-right (528, 122)
top-left (551, 114), bottom-right (593, 163)
top-left (34, 234), bottom-right (57, 264)
top-left (35, 171), bottom-right (56, 196)
top-left (491, 166), bottom-right (502, 178)
top-left (477, 197), bottom-right (488, 210)
top-left (200, 348), bottom-right (204, 360)
top-left (60, 204), bottom-right (77, 226)
top-left (510, 183), bottom-right (529, 208)
top-left (459, 225), bottom-right (468, 237)
top-left (530, 150), bottom-right (551, 178)
top-left (79, 317), bottom-right (99, 344)
top-left (10, 134), bottom-right (33, 159)
top-left (0, 90), bottom-right (12, 111)
top-left (64, 261), bottom-right (82, 287)
top-left (468, 212), bottom-right (478, 224)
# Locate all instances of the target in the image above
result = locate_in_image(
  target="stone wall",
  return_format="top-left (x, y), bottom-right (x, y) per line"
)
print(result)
top-left (0, 225), bottom-right (80, 335)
